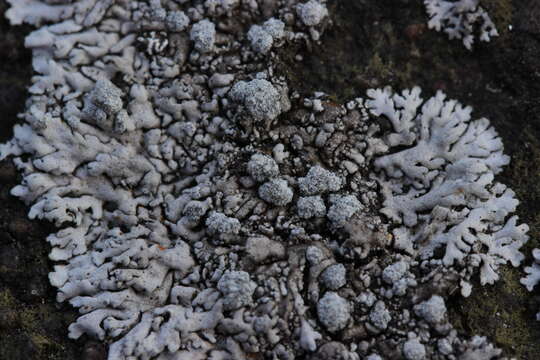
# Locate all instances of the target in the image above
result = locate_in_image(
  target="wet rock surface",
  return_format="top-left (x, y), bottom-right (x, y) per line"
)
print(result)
top-left (0, 0), bottom-right (539, 359)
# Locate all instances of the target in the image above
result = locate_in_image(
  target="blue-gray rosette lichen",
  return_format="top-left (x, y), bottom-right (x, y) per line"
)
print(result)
top-left (0, 0), bottom-right (530, 359)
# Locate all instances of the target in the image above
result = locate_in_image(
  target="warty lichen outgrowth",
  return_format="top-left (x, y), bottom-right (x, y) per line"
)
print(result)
top-left (229, 78), bottom-right (285, 122)
top-left (297, 0), bottom-right (329, 27)
top-left (190, 19), bottom-right (216, 53)
top-left (316, 291), bottom-right (351, 332)
top-left (247, 18), bottom-right (286, 54)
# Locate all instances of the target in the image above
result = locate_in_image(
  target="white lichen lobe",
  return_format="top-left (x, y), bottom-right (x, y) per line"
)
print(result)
top-left (424, 0), bottom-right (499, 49)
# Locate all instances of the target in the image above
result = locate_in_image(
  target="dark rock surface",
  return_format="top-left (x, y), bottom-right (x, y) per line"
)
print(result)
top-left (0, 0), bottom-right (539, 359)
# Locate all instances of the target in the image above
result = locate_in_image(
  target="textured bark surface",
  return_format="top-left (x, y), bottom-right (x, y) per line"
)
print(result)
top-left (0, 0), bottom-right (539, 359)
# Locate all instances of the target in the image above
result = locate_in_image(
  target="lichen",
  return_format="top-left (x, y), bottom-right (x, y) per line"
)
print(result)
top-left (424, 0), bottom-right (499, 49)
top-left (0, 0), bottom-right (537, 359)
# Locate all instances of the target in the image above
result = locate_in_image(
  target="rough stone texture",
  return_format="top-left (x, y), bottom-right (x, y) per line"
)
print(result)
top-left (0, 0), bottom-right (540, 359)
